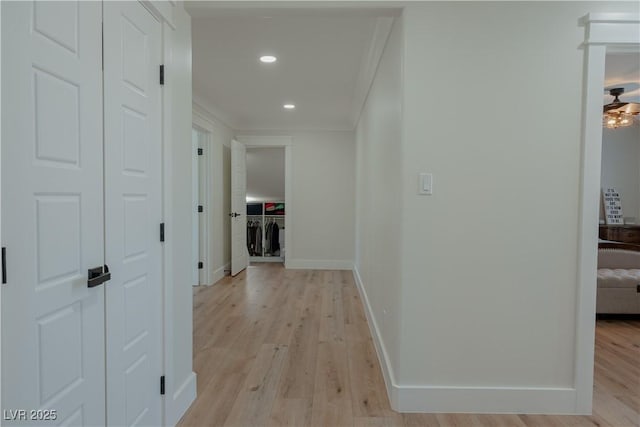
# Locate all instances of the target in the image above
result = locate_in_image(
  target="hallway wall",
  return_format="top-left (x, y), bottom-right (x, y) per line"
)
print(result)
top-left (354, 16), bottom-right (403, 391)
top-left (601, 125), bottom-right (640, 222)
top-left (238, 130), bottom-right (356, 269)
top-left (394, 0), bottom-right (639, 413)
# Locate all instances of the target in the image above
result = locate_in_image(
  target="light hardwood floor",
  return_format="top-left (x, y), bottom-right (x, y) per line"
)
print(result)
top-left (178, 264), bottom-right (640, 427)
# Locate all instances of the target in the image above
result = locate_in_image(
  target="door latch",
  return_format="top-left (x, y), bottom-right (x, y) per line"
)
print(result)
top-left (88, 265), bottom-right (111, 288)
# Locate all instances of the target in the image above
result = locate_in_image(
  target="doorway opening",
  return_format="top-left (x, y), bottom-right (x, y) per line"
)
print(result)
top-left (589, 48), bottom-right (640, 420)
top-left (234, 135), bottom-right (293, 273)
top-left (577, 14), bottom-right (640, 414)
top-left (246, 147), bottom-right (286, 264)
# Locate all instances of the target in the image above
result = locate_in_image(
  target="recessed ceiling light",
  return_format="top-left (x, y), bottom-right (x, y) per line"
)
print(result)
top-left (283, 104), bottom-right (296, 110)
top-left (259, 55), bottom-right (277, 63)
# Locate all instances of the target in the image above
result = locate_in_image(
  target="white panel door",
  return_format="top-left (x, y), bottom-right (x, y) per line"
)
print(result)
top-left (1, 2), bottom-right (106, 425)
top-left (103, 2), bottom-right (163, 426)
top-left (231, 140), bottom-right (248, 276)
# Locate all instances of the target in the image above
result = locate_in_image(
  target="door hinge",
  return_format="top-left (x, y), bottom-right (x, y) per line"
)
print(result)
top-left (197, 148), bottom-right (203, 156)
top-left (198, 205), bottom-right (203, 213)
top-left (198, 262), bottom-right (203, 270)
top-left (160, 223), bottom-right (165, 242)
top-left (159, 65), bottom-right (165, 85)
top-left (160, 376), bottom-right (165, 395)
top-left (2, 247), bottom-right (6, 284)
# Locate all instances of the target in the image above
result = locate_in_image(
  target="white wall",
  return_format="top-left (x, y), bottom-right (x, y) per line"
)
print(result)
top-left (246, 147), bottom-right (285, 202)
top-left (601, 126), bottom-right (640, 223)
top-left (390, 1), bottom-right (639, 413)
top-left (193, 99), bottom-right (235, 284)
top-left (239, 131), bottom-right (355, 269)
top-left (354, 16), bottom-right (403, 390)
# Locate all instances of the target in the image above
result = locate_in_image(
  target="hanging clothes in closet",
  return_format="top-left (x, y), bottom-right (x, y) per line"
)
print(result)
top-left (265, 220), bottom-right (280, 255)
top-left (246, 220), bottom-right (262, 256)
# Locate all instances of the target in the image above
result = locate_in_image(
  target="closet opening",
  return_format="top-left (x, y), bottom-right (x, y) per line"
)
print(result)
top-left (245, 147), bottom-right (286, 265)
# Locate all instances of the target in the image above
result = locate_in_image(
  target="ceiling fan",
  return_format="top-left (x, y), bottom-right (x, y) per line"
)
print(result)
top-left (603, 87), bottom-right (640, 129)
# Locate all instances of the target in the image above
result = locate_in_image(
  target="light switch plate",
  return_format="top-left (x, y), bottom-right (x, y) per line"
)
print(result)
top-left (419, 173), bottom-right (432, 195)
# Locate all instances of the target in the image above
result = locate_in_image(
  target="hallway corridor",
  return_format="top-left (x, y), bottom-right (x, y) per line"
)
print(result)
top-left (178, 264), bottom-right (639, 427)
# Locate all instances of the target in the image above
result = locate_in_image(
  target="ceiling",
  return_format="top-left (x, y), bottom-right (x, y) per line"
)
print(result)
top-left (186, 5), bottom-right (638, 131)
top-left (604, 51), bottom-right (640, 104)
top-left (187, 4), bottom-right (395, 131)
top-left (246, 147), bottom-right (285, 202)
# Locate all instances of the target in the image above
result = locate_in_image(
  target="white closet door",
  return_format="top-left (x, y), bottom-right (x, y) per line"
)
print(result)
top-left (231, 140), bottom-right (248, 276)
top-left (1, 2), bottom-right (105, 425)
top-left (103, 2), bottom-right (163, 426)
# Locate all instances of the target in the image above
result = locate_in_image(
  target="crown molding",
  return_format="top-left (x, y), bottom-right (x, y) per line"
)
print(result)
top-left (192, 93), bottom-right (240, 130)
top-left (350, 16), bottom-right (394, 128)
top-left (580, 13), bottom-right (640, 46)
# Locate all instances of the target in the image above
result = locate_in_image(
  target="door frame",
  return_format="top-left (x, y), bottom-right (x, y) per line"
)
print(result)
top-left (236, 136), bottom-right (292, 269)
top-left (192, 108), bottom-right (222, 285)
top-left (575, 12), bottom-right (639, 413)
top-left (192, 125), bottom-right (212, 286)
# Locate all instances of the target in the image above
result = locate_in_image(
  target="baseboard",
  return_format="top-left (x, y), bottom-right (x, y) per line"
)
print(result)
top-left (249, 256), bottom-right (284, 263)
top-left (352, 266), bottom-right (399, 409)
top-left (286, 259), bottom-right (353, 270)
top-left (211, 263), bottom-right (229, 285)
top-left (167, 371), bottom-right (197, 426)
top-left (351, 266), bottom-right (579, 414)
top-left (396, 385), bottom-right (577, 414)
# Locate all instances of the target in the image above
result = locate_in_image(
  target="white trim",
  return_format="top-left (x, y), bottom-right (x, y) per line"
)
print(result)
top-left (161, 20), bottom-right (176, 427)
top-left (236, 125), bottom-right (355, 132)
top-left (235, 136), bottom-right (293, 269)
top-left (192, 125), bottom-right (213, 287)
top-left (574, 12), bottom-right (639, 415)
top-left (140, 0), bottom-right (176, 29)
top-left (286, 259), bottom-right (353, 270)
top-left (193, 105), bottom-right (233, 287)
top-left (250, 256), bottom-right (284, 263)
top-left (200, 131), bottom-right (212, 286)
top-left (193, 94), bottom-right (239, 130)
top-left (0, 1), bottom-right (3, 412)
top-left (191, 130), bottom-right (200, 286)
top-left (211, 263), bottom-right (230, 285)
top-left (396, 386), bottom-right (577, 414)
top-left (350, 17), bottom-right (394, 128)
top-left (166, 372), bottom-right (197, 427)
top-left (580, 13), bottom-right (640, 46)
top-left (352, 266), bottom-right (399, 410)
top-left (235, 135), bottom-right (293, 147)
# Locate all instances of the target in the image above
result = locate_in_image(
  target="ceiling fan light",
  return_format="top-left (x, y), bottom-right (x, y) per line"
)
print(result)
top-left (622, 103), bottom-right (640, 115)
top-left (603, 87), bottom-right (639, 129)
top-left (604, 111), bottom-right (635, 129)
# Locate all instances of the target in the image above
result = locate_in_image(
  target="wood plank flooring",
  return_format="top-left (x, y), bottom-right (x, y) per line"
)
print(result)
top-left (179, 264), bottom-right (640, 427)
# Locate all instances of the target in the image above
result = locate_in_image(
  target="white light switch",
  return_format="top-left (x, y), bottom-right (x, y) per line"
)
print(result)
top-left (419, 173), bottom-right (432, 195)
